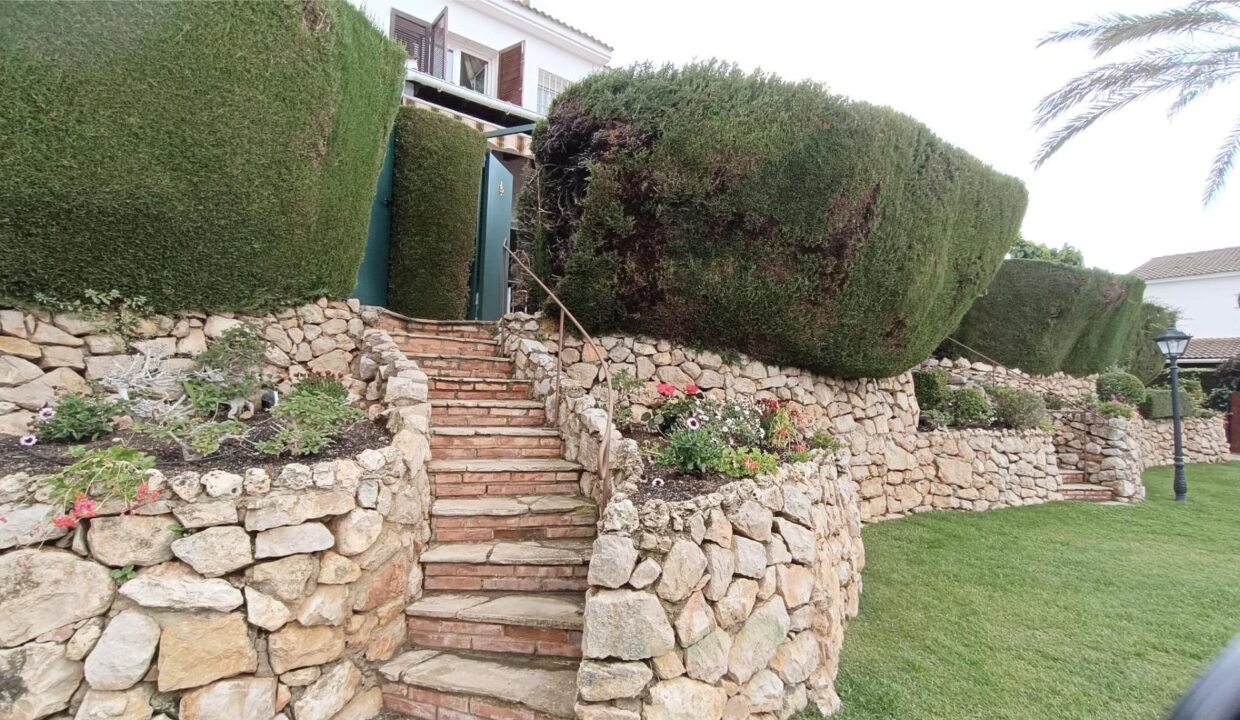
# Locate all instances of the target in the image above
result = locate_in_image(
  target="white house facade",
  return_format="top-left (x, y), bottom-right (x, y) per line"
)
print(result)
top-left (1132, 246), bottom-right (1240, 364)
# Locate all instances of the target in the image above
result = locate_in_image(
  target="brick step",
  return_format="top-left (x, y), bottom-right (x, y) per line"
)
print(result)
top-left (428, 458), bottom-right (582, 498)
top-left (375, 313), bottom-right (497, 340)
top-left (381, 649), bottom-right (576, 719)
top-left (430, 495), bottom-right (596, 542)
top-left (429, 376), bottom-right (534, 401)
top-left (394, 332), bottom-right (501, 357)
top-left (431, 400), bottom-right (547, 428)
top-left (410, 353), bottom-right (514, 379)
top-left (1060, 482), bottom-right (1114, 501)
top-left (405, 592), bottom-right (584, 658)
top-left (421, 539), bottom-right (592, 592)
top-left (430, 427), bottom-right (563, 460)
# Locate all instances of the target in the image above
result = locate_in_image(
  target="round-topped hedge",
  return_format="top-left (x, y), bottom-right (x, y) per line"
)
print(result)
top-left (0, 0), bottom-right (405, 312)
top-left (525, 61), bottom-right (1027, 379)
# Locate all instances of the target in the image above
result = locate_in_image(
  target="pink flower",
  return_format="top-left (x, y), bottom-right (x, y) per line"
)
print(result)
top-left (73, 498), bottom-right (97, 520)
top-left (656, 383), bottom-right (676, 397)
top-left (684, 383), bottom-right (700, 395)
top-left (51, 515), bottom-right (78, 529)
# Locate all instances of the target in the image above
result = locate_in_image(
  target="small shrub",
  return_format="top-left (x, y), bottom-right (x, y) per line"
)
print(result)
top-left (913, 368), bottom-right (951, 414)
top-left (1036, 416), bottom-right (1055, 432)
top-left (656, 428), bottom-right (726, 475)
top-left (255, 387), bottom-right (365, 457)
top-left (1096, 371), bottom-right (1145, 405)
top-left (717, 447), bottom-right (779, 478)
top-left (188, 325), bottom-right (266, 413)
top-left (1206, 387), bottom-right (1233, 411)
top-left (921, 408), bottom-right (954, 430)
top-left (292, 369), bottom-right (349, 401)
top-left (1095, 401), bottom-right (1134, 419)
top-left (42, 445), bottom-right (158, 527)
top-left (1196, 408), bottom-right (1224, 419)
top-left (950, 388), bottom-right (993, 427)
top-left (759, 400), bottom-right (803, 450)
top-left (36, 393), bottom-right (121, 442)
top-left (810, 431), bottom-right (842, 453)
top-left (989, 386), bottom-right (1047, 429)
top-left (608, 369), bottom-right (643, 426)
top-left (1044, 393), bottom-right (1066, 411)
top-left (1140, 388), bottom-right (1196, 419)
top-left (140, 416), bottom-right (248, 461)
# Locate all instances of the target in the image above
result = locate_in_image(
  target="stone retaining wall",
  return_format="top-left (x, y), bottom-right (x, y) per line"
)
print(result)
top-left (0, 329), bottom-right (430, 720)
top-left (0, 299), bottom-right (368, 436)
top-left (914, 356), bottom-right (1097, 401)
top-left (576, 452), bottom-right (864, 719)
top-left (1138, 416), bottom-right (1230, 467)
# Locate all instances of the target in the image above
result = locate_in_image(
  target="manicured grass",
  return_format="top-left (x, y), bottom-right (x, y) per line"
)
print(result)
top-left (806, 463), bottom-right (1240, 720)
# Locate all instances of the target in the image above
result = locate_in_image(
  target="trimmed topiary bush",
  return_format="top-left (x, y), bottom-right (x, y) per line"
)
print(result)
top-left (950, 388), bottom-right (994, 427)
top-left (988, 386), bottom-right (1047, 429)
top-left (951, 259), bottom-right (1146, 376)
top-left (1121, 302), bottom-right (1176, 383)
top-left (387, 108), bottom-right (486, 319)
top-left (1141, 388), bottom-right (1196, 419)
top-left (0, 0), bottom-right (405, 312)
top-left (913, 368), bottom-right (952, 414)
top-left (526, 62), bottom-right (1027, 379)
top-left (1096, 371), bottom-right (1145, 405)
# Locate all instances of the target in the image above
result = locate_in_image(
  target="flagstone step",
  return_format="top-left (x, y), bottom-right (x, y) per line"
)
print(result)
top-left (405, 592), bottom-right (584, 658)
top-left (421, 539), bottom-right (592, 592)
top-left (375, 312), bottom-right (497, 339)
top-left (429, 376), bottom-right (534, 400)
top-left (421, 539), bottom-right (593, 565)
top-left (381, 649), bottom-right (577, 719)
top-left (431, 399), bottom-right (547, 427)
top-left (394, 332), bottom-right (501, 357)
top-left (427, 458), bottom-right (581, 474)
top-left (1060, 482), bottom-right (1115, 501)
top-left (411, 352), bottom-right (514, 379)
top-left (429, 427), bottom-right (563, 460)
top-left (430, 495), bottom-right (596, 542)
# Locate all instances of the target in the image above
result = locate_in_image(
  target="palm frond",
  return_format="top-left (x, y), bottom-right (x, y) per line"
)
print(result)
top-left (1040, 9), bottom-right (1239, 54)
top-left (1034, 85), bottom-right (1165, 167)
top-left (1203, 115), bottom-right (1240, 202)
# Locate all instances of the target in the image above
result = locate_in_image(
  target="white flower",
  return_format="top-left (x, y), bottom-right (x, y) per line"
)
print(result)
top-left (37, 407), bottom-right (55, 420)
top-left (18, 435), bottom-right (37, 447)
top-left (685, 417), bottom-right (701, 430)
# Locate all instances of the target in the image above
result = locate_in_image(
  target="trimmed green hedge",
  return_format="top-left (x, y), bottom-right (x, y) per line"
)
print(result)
top-left (1122, 302), bottom-right (1176, 383)
top-left (1141, 388), bottom-right (1195, 419)
top-left (951, 260), bottom-right (1146, 376)
top-left (527, 62), bottom-right (1027, 378)
top-left (0, 0), bottom-right (405, 312)
top-left (387, 108), bottom-right (485, 319)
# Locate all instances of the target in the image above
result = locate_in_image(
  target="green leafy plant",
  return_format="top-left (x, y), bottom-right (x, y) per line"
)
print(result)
top-left (810, 431), bottom-right (842, 453)
top-left (921, 408), bottom-right (954, 430)
top-left (1044, 393), bottom-right (1066, 411)
top-left (293, 369), bottom-right (349, 401)
top-left (950, 388), bottom-right (994, 427)
top-left (1095, 401), bottom-right (1135, 419)
top-left (989, 386), bottom-right (1048, 430)
top-left (759, 399), bottom-right (802, 450)
top-left (1207, 387), bottom-right (1233, 412)
top-left (30, 289), bottom-right (154, 338)
top-left (255, 387), bottom-right (365, 457)
top-left (140, 415), bottom-right (247, 460)
top-left (1036, 416), bottom-right (1055, 433)
top-left (1140, 388), bottom-right (1197, 419)
top-left (913, 368), bottom-right (952, 414)
top-left (717, 446), bottom-right (779, 478)
top-left (188, 324), bottom-right (266, 414)
top-left (42, 445), bottom-right (158, 527)
top-left (608, 369), bottom-right (643, 426)
top-left (655, 428), bottom-right (725, 475)
top-left (109, 565), bottom-right (138, 584)
top-left (168, 522), bottom-right (192, 539)
top-left (1096, 371), bottom-right (1145, 405)
top-left (36, 393), bottom-right (122, 442)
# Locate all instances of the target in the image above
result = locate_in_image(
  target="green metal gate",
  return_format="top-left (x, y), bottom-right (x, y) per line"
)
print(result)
top-left (351, 133), bottom-right (395, 306)
top-left (468, 152), bottom-right (513, 321)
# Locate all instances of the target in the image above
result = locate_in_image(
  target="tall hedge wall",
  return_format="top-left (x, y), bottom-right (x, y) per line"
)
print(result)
top-left (1121, 302), bottom-right (1176, 383)
top-left (387, 108), bottom-right (485, 319)
top-left (0, 0), bottom-right (405, 312)
top-left (951, 259), bottom-right (1147, 376)
top-left (525, 62), bottom-right (1027, 379)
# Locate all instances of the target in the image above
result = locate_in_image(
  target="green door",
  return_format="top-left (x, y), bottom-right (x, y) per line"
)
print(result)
top-left (469, 153), bottom-right (513, 320)
top-left (351, 133), bottom-right (395, 306)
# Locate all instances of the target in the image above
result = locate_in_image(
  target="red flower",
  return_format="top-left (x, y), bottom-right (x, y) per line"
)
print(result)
top-left (72, 498), bottom-right (97, 519)
top-left (684, 383), bottom-right (700, 395)
top-left (742, 458), bottom-right (760, 472)
top-left (51, 515), bottom-right (78, 529)
top-left (656, 383), bottom-right (676, 397)
top-left (794, 443), bottom-right (807, 452)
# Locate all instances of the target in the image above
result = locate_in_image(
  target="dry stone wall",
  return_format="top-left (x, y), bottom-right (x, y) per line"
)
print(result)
top-left (1138, 416), bottom-right (1229, 467)
top-left (577, 453), bottom-right (864, 719)
top-left (0, 328), bottom-right (430, 720)
top-left (0, 299), bottom-right (369, 437)
top-left (914, 356), bottom-right (1097, 401)
top-left (497, 314), bottom-right (1064, 523)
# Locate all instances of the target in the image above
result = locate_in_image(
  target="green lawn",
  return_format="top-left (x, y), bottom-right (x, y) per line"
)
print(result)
top-left (809, 463), bottom-right (1240, 720)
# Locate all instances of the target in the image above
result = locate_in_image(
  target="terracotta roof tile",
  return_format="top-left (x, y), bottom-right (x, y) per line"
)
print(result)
top-left (1182, 336), bottom-right (1240, 361)
top-left (1131, 246), bottom-right (1240, 280)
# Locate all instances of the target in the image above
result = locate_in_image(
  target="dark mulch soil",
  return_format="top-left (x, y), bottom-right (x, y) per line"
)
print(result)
top-left (0, 417), bottom-right (391, 476)
top-left (626, 428), bottom-right (732, 504)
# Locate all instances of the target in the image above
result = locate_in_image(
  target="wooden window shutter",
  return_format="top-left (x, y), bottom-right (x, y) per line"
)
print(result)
top-left (430, 8), bottom-right (448, 80)
top-left (391, 11), bottom-right (431, 72)
top-left (497, 41), bottom-right (525, 105)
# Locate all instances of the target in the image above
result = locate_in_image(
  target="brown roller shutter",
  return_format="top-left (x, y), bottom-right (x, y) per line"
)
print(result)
top-left (391, 11), bottom-right (431, 72)
top-left (497, 41), bottom-right (524, 105)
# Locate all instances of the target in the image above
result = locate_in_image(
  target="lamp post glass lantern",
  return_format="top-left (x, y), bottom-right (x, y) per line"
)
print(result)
top-left (1156, 326), bottom-right (1192, 501)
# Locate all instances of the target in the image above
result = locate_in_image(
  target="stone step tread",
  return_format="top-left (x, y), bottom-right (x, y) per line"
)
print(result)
top-left (421, 539), bottom-right (593, 566)
top-left (430, 376), bottom-right (531, 384)
top-left (392, 330), bottom-right (500, 345)
top-left (380, 650), bottom-right (577, 719)
top-left (401, 317), bottom-right (498, 327)
top-left (428, 458), bottom-right (581, 473)
top-left (406, 591), bottom-right (584, 630)
top-left (407, 352), bottom-right (512, 362)
top-left (432, 495), bottom-right (594, 518)
top-left (431, 399), bottom-right (543, 409)
top-left (1061, 483), bottom-right (1112, 492)
top-left (431, 426), bottom-right (559, 438)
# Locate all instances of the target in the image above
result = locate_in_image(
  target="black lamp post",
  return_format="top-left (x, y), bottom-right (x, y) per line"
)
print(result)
top-left (1156, 326), bottom-right (1192, 501)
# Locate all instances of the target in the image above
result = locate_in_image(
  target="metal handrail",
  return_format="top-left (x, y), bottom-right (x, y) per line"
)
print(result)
top-left (504, 245), bottom-right (614, 485)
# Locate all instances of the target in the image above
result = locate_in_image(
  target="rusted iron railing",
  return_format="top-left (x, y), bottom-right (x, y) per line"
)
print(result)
top-left (504, 246), bottom-right (614, 484)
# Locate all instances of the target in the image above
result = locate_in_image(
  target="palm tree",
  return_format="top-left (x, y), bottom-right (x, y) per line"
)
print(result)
top-left (1035, 0), bottom-right (1240, 204)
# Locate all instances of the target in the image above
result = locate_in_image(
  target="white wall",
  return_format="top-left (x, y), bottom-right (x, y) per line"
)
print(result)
top-left (1144, 273), bottom-right (1240, 337)
top-left (351, 0), bottom-right (607, 114)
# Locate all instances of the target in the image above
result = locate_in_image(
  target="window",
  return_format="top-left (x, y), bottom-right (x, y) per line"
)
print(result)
top-left (537, 69), bottom-right (569, 114)
top-left (459, 51), bottom-right (488, 93)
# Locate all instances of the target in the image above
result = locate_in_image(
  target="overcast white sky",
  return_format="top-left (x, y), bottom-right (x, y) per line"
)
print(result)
top-left (534, 0), bottom-right (1240, 274)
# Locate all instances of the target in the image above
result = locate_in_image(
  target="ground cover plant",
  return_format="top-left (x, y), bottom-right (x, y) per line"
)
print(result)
top-left (795, 463), bottom-right (1240, 720)
top-left (526, 61), bottom-right (1027, 379)
top-left (913, 368), bottom-right (1051, 431)
top-left (0, 0), bottom-right (405, 312)
top-left (951, 259), bottom-right (1147, 376)
top-left (388, 107), bottom-right (487, 319)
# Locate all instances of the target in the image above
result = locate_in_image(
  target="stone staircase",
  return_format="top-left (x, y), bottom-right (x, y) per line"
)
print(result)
top-left (1058, 469), bottom-right (1115, 502)
top-left (378, 316), bottom-right (591, 720)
